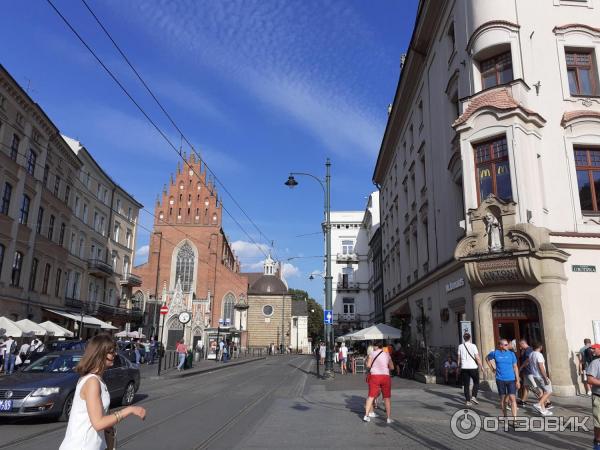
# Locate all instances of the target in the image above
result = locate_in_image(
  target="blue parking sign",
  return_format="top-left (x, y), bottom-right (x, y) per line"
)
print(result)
top-left (324, 310), bottom-right (333, 324)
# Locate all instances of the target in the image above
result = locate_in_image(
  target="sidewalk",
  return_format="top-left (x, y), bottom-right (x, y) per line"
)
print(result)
top-left (139, 354), bottom-right (266, 380)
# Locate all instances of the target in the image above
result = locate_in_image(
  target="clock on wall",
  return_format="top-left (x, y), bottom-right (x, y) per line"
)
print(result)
top-left (178, 311), bottom-right (191, 324)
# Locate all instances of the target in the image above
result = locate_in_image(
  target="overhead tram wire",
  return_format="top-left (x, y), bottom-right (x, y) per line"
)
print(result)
top-left (45, 0), bottom-right (271, 262)
top-left (78, 0), bottom-right (276, 258)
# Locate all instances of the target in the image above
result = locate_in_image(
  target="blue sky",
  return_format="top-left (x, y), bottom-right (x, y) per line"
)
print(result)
top-left (2, 0), bottom-right (417, 304)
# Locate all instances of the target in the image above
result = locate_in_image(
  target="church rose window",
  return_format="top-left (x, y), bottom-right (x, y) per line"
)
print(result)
top-left (176, 243), bottom-right (194, 292)
top-left (222, 293), bottom-right (235, 323)
top-left (263, 305), bottom-right (274, 316)
top-left (474, 136), bottom-right (512, 203)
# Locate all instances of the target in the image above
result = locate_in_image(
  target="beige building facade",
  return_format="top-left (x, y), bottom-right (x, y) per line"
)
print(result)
top-left (374, 0), bottom-right (600, 395)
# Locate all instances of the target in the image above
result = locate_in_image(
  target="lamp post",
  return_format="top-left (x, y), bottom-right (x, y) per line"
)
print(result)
top-left (284, 158), bottom-right (334, 378)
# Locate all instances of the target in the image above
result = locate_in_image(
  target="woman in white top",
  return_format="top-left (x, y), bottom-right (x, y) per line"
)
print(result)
top-left (60, 334), bottom-right (146, 450)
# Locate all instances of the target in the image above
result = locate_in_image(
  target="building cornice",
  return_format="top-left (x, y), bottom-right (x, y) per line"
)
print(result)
top-left (561, 110), bottom-right (600, 127)
top-left (466, 20), bottom-right (520, 53)
top-left (553, 23), bottom-right (600, 37)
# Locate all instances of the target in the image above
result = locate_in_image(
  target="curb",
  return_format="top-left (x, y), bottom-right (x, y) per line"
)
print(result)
top-left (148, 357), bottom-right (266, 380)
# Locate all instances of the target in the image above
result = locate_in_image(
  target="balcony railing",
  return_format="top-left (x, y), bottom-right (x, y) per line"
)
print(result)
top-left (333, 313), bottom-right (371, 323)
top-left (119, 272), bottom-right (142, 287)
top-left (65, 296), bottom-right (84, 310)
top-left (97, 302), bottom-right (143, 320)
top-left (87, 259), bottom-right (113, 277)
top-left (336, 253), bottom-right (359, 263)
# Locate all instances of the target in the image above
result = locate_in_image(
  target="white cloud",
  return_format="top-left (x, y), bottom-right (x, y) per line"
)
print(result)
top-left (281, 262), bottom-right (300, 278)
top-left (136, 244), bottom-right (150, 259)
top-left (231, 240), bottom-right (270, 259)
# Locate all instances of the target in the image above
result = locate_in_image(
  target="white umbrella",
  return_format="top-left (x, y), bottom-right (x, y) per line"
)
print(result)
top-left (115, 330), bottom-right (130, 338)
top-left (336, 330), bottom-right (359, 342)
top-left (129, 331), bottom-right (145, 339)
top-left (38, 321), bottom-right (74, 338)
top-left (0, 316), bottom-right (24, 337)
top-left (16, 319), bottom-right (48, 337)
top-left (345, 323), bottom-right (402, 341)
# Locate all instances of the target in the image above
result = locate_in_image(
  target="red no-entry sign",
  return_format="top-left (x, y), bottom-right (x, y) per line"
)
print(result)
top-left (160, 305), bottom-right (169, 315)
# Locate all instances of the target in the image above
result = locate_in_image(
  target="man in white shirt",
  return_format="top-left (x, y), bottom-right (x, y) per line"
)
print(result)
top-left (340, 343), bottom-right (348, 375)
top-left (457, 333), bottom-right (483, 406)
top-left (19, 340), bottom-right (31, 358)
top-left (3, 337), bottom-right (16, 375)
top-left (528, 342), bottom-right (553, 416)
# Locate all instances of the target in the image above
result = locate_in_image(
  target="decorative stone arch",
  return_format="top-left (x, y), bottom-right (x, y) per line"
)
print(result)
top-left (169, 239), bottom-right (199, 294)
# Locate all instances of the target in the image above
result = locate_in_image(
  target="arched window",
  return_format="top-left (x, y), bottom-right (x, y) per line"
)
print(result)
top-left (176, 243), bottom-right (194, 292)
top-left (222, 293), bottom-right (235, 324)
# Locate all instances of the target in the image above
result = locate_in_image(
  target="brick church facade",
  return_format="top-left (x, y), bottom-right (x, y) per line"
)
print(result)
top-left (134, 154), bottom-right (248, 351)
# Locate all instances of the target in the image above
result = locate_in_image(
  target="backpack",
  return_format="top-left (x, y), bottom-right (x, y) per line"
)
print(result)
top-left (9, 341), bottom-right (17, 355)
top-left (584, 347), bottom-right (594, 365)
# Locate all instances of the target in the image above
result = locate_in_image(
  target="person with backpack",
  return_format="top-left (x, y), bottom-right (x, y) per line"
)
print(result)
top-left (2, 336), bottom-right (17, 375)
top-left (580, 338), bottom-right (594, 396)
top-left (457, 333), bottom-right (483, 406)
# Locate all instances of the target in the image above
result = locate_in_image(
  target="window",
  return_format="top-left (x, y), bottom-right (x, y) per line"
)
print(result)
top-left (94, 212), bottom-right (99, 231)
top-left (42, 263), bottom-right (51, 294)
top-left (126, 230), bottom-right (132, 248)
top-left (100, 217), bottom-right (105, 235)
top-left (0, 244), bottom-right (4, 277)
top-left (11, 251), bottom-right (23, 287)
top-left (70, 232), bottom-right (76, 253)
top-left (480, 51), bottom-right (513, 89)
top-left (116, 198), bottom-right (121, 214)
top-left (58, 222), bottom-right (65, 245)
top-left (263, 305), bottom-right (274, 316)
top-left (222, 293), bottom-right (235, 324)
top-left (341, 240), bottom-right (354, 255)
top-left (26, 149), bottom-right (36, 175)
top-left (19, 194), bottom-right (30, 225)
top-left (55, 268), bottom-right (62, 297)
top-left (28, 258), bottom-right (38, 291)
top-left (48, 214), bottom-right (55, 241)
top-left (83, 204), bottom-right (88, 224)
top-left (74, 196), bottom-right (80, 216)
top-left (474, 136), bottom-right (513, 202)
top-left (36, 207), bottom-right (44, 234)
top-left (114, 222), bottom-right (120, 242)
top-left (111, 251), bottom-right (118, 270)
top-left (54, 176), bottom-right (61, 197)
top-left (566, 51), bottom-right (597, 96)
top-left (127, 207), bottom-right (132, 220)
top-left (123, 256), bottom-right (130, 276)
top-left (71, 272), bottom-right (80, 299)
top-left (342, 297), bottom-right (355, 315)
top-left (1, 182), bottom-right (12, 215)
top-left (175, 243), bottom-right (194, 292)
top-left (10, 134), bottom-right (19, 161)
top-left (43, 165), bottom-right (49, 186)
top-left (79, 237), bottom-right (85, 258)
top-left (341, 267), bottom-right (354, 287)
top-left (64, 185), bottom-right (70, 205)
top-left (574, 147), bottom-right (600, 212)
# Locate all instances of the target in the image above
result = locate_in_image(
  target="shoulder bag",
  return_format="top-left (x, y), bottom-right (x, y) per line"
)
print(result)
top-left (365, 351), bottom-right (384, 383)
top-left (461, 343), bottom-right (478, 367)
top-left (105, 426), bottom-right (117, 450)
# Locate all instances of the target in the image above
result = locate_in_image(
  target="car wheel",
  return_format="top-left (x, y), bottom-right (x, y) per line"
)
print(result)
top-left (59, 392), bottom-right (74, 422)
top-left (121, 382), bottom-right (135, 406)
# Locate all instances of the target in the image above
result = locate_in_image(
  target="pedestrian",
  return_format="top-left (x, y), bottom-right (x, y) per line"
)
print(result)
top-left (580, 338), bottom-right (594, 396)
top-left (314, 344), bottom-right (321, 378)
top-left (340, 342), bottom-right (348, 375)
top-left (196, 339), bottom-right (204, 359)
top-left (363, 342), bottom-right (394, 424)
top-left (0, 338), bottom-right (4, 373)
top-left (148, 337), bottom-right (157, 365)
top-left (176, 340), bottom-right (187, 371)
top-left (2, 336), bottom-right (17, 375)
top-left (517, 339), bottom-right (534, 405)
top-left (218, 339), bottom-right (225, 362)
top-left (59, 333), bottom-right (146, 450)
top-left (319, 342), bottom-right (326, 365)
top-left (528, 342), bottom-right (553, 416)
top-left (223, 341), bottom-right (229, 362)
top-left (485, 339), bottom-right (520, 419)
top-left (18, 339), bottom-right (31, 362)
top-left (457, 332), bottom-right (482, 406)
top-left (443, 355), bottom-right (459, 385)
top-left (584, 343), bottom-right (600, 450)
top-left (134, 343), bottom-right (141, 366)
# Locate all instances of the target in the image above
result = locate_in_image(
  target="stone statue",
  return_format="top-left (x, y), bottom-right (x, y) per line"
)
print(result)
top-left (484, 212), bottom-right (503, 252)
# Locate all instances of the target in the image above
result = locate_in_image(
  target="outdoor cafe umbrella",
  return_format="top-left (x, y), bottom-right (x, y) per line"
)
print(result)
top-left (15, 319), bottom-right (48, 337)
top-left (0, 316), bottom-right (25, 337)
top-left (336, 330), bottom-right (359, 342)
top-left (345, 323), bottom-right (402, 341)
top-left (38, 321), bottom-right (74, 338)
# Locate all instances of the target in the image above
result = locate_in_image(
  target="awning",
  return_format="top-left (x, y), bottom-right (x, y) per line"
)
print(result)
top-left (44, 309), bottom-right (118, 330)
top-left (38, 321), bottom-right (75, 338)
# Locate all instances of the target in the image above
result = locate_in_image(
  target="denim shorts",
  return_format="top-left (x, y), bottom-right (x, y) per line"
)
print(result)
top-left (496, 379), bottom-right (516, 396)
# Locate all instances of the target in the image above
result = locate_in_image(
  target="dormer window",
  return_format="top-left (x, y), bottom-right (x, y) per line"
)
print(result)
top-left (480, 51), bottom-right (513, 89)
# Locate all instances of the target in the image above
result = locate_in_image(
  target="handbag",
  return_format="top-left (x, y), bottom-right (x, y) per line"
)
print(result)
top-left (365, 351), bottom-right (384, 383)
top-left (105, 427), bottom-right (117, 450)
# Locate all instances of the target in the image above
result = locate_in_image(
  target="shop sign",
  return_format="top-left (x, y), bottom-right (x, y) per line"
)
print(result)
top-left (478, 259), bottom-right (519, 283)
top-left (572, 265), bottom-right (596, 273)
top-left (445, 278), bottom-right (465, 293)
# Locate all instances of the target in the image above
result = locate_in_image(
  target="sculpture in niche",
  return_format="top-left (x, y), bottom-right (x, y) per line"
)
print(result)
top-left (484, 212), bottom-right (503, 252)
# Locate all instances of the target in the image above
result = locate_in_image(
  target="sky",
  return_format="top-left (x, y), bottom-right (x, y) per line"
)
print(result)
top-left (2, 0), bottom-right (418, 304)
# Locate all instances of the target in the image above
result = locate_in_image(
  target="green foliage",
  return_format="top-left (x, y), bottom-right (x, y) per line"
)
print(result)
top-left (289, 288), bottom-right (324, 343)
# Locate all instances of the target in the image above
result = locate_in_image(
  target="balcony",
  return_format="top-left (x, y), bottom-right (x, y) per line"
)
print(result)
top-left (65, 296), bottom-right (84, 310)
top-left (336, 280), bottom-right (360, 292)
top-left (120, 272), bottom-right (142, 287)
top-left (87, 259), bottom-right (113, 277)
top-left (336, 253), bottom-right (359, 264)
top-left (333, 313), bottom-right (371, 324)
top-left (97, 302), bottom-right (143, 320)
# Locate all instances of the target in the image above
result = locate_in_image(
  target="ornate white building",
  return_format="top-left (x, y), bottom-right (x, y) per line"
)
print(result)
top-left (374, 0), bottom-right (600, 395)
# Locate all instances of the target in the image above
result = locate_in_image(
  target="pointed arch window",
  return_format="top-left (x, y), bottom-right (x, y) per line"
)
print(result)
top-left (222, 293), bottom-right (235, 324)
top-left (176, 243), bottom-right (194, 292)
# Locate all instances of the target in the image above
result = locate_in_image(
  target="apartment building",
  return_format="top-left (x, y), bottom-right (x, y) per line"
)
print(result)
top-left (363, 192), bottom-right (384, 325)
top-left (373, 0), bottom-right (600, 395)
top-left (0, 64), bottom-right (142, 334)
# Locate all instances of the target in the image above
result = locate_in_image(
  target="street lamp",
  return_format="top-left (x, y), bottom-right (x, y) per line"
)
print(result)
top-left (284, 158), bottom-right (334, 378)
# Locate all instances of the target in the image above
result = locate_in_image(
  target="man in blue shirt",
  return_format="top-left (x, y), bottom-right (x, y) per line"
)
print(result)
top-left (486, 339), bottom-right (520, 418)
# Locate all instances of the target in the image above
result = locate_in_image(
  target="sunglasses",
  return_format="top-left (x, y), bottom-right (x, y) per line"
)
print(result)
top-left (501, 343), bottom-right (509, 347)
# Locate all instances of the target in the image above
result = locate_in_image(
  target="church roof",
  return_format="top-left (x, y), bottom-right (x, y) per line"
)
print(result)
top-left (248, 275), bottom-right (288, 295)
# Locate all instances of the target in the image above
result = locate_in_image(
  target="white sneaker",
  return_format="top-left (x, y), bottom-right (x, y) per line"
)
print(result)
top-left (368, 412), bottom-right (378, 418)
top-left (465, 401), bottom-right (472, 407)
top-left (541, 409), bottom-right (553, 416)
top-left (363, 415), bottom-right (371, 422)
top-left (471, 397), bottom-right (479, 405)
top-left (386, 418), bottom-right (393, 424)
top-left (532, 403), bottom-right (542, 413)
top-left (587, 391), bottom-right (593, 396)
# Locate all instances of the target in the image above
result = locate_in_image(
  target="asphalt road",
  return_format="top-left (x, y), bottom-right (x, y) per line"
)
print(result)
top-left (0, 355), bottom-right (312, 450)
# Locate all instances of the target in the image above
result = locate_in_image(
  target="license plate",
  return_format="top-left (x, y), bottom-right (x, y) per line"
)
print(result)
top-left (0, 400), bottom-right (13, 411)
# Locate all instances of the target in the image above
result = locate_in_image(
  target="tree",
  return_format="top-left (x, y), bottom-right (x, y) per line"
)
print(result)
top-left (289, 288), bottom-right (324, 344)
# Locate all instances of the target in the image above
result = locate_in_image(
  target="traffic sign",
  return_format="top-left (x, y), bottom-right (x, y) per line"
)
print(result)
top-left (324, 310), bottom-right (333, 324)
top-left (160, 305), bottom-right (169, 315)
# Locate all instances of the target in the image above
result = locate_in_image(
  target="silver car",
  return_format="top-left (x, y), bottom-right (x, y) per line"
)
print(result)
top-left (0, 350), bottom-right (140, 421)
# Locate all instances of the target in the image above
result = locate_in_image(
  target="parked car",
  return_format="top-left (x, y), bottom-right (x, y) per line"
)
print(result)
top-left (21, 340), bottom-right (87, 368)
top-left (0, 350), bottom-right (140, 421)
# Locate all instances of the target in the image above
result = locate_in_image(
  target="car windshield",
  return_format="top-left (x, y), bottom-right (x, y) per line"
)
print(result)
top-left (22, 354), bottom-right (82, 373)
